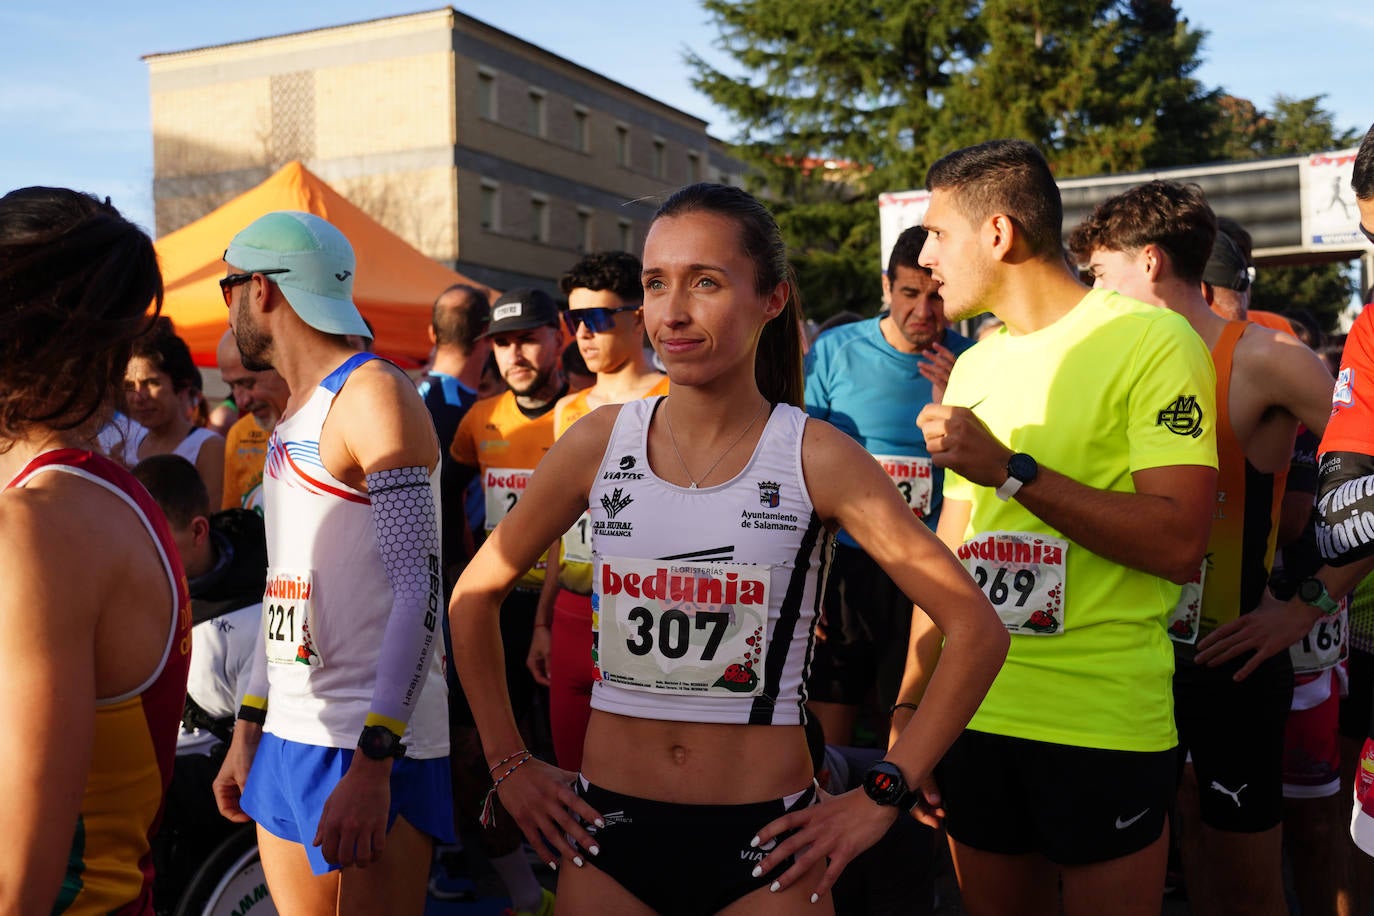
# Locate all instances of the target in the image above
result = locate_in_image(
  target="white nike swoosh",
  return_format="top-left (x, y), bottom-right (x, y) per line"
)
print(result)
top-left (1115, 809), bottom-right (1149, 830)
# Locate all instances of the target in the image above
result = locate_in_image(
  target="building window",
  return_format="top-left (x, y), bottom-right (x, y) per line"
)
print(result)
top-left (616, 124), bottom-right (630, 167)
top-left (652, 138), bottom-right (666, 179)
top-left (618, 218), bottom-right (633, 251)
top-left (530, 194), bottom-right (549, 242)
top-left (687, 152), bottom-right (701, 184)
top-left (528, 88), bottom-right (546, 137)
top-left (477, 69), bottom-right (496, 120)
top-left (574, 107), bottom-right (589, 153)
top-left (577, 208), bottom-right (593, 252)
top-left (480, 180), bottom-right (500, 231)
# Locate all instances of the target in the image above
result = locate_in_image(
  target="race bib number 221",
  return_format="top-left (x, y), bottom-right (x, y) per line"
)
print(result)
top-left (263, 569), bottom-right (322, 667)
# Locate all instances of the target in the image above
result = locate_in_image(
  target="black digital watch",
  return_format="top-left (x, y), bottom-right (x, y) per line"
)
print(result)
top-left (997, 452), bottom-right (1038, 501)
top-left (862, 760), bottom-right (921, 811)
top-left (357, 725), bottom-right (406, 761)
top-left (1297, 577), bottom-right (1340, 617)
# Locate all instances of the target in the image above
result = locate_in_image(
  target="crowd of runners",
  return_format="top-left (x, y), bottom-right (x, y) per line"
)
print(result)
top-left (4, 124), bottom-right (1374, 916)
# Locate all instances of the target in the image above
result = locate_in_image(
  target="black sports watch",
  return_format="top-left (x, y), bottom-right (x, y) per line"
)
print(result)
top-left (996, 452), bottom-right (1038, 501)
top-left (862, 760), bottom-right (921, 811)
top-left (357, 725), bottom-right (406, 761)
top-left (1297, 577), bottom-right (1340, 617)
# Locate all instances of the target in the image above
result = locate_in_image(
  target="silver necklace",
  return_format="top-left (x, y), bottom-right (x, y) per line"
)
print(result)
top-left (663, 398), bottom-right (768, 489)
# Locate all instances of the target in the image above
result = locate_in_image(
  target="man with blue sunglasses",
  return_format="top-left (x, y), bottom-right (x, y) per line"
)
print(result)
top-left (528, 252), bottom-right (668, 773)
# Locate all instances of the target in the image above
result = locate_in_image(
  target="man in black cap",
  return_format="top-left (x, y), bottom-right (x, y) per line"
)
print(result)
top-left (440, 287), bottom-right (565, 915)
top-left (1202, 222), bottom-right (1303, 340)
top-left (1201, 229), bottom-right (1253, 321)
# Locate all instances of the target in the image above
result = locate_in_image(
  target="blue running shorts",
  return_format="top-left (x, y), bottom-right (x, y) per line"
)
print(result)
top-left (242, 732), bottom-right (455, 874)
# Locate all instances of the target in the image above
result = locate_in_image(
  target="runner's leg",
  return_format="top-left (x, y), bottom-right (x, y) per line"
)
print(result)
top-left (947, 842), bottom-right (1058, 916)
top-left (256, 825), bottom-right (337, 916)
top-left (338, 816), bottom-right (432, 916)
top-left (1060, 823), bottom-right (1169, 916)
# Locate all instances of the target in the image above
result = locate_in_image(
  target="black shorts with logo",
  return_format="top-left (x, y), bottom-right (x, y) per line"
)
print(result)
top-left (1173, 643), bottom-right (1293, 832)
top-left (572, 778), bottom-right (817, 916)
top-left (935, 729), bottom-right (1177, 865)
top-left (807, 542), bottom-right (912, 708)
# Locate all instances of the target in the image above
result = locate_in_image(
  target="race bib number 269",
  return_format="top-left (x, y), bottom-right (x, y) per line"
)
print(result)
top-left (593, 556), bottom-right (770, 696)
top-left (956, 532), bottom-right (1068, 636)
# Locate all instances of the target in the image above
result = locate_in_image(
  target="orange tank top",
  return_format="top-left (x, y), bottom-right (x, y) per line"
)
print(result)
top-left (1199, 321), bottom-right (1287, 633)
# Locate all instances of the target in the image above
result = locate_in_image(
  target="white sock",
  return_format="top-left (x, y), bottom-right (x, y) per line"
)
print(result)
top-left (489, 849), bottom-right (543, 911)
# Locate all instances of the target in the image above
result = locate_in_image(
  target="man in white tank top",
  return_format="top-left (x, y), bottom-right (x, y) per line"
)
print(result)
top-left (211, 211), bottom-right (451, 916)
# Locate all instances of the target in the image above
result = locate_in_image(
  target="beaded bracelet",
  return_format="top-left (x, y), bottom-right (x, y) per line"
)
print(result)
top-left (480, 752), bottom-right (532, 828)
top-left (488, 748), bottom-right (531, 776)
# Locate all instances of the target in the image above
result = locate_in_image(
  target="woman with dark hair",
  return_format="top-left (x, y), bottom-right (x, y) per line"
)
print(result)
top-left (123, 316), bottom-right (226, 508)
top-left (451, 183), bottom-right (1005, 912)
top-left (0, 186), bottom-right (191, 913)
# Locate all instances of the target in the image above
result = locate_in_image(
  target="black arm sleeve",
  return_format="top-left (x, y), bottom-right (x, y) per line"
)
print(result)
top-left (1315, 450), bottom-right (1374, 566)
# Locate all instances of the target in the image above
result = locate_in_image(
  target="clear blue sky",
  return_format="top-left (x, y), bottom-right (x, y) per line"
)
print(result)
top-left (1, 0), bottom-right (1369, 235)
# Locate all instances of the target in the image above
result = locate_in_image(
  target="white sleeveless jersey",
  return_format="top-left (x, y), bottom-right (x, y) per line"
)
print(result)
top-left (119, 423), bottom-right (216, 468)
top-left (589, 398), bottom-right (830, 726)
top-left (261, 354), bottom-right (448, 757)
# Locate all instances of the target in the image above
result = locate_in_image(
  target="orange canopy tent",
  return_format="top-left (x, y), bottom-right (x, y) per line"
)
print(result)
top-left (155, 160), bottom-right (493, 368)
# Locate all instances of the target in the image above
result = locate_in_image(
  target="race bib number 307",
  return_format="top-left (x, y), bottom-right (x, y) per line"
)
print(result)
top-left (593, 556), bottom-right (770, 696)
top-left (263, 569), bottom-right (322, 667)
top-left (957, 532), bottom-right (1068, 636)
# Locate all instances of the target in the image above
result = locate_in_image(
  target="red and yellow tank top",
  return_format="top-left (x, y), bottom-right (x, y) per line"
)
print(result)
top-left (1200, 321), bottom-right (1287, 633)
top-left (7, 450), bottom-right (191, 916)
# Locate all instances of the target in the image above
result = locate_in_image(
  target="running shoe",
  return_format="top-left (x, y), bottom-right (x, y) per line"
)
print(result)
top-left (501, 887), bottom-right (556, 916)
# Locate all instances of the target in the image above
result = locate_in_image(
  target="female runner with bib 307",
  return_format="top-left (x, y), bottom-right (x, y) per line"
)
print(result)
top-left (450, 183), bottom-right (1006, 915)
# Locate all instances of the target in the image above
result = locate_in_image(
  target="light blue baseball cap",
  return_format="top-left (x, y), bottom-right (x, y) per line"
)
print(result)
top-left (224, 211), bottom-right (371, 339)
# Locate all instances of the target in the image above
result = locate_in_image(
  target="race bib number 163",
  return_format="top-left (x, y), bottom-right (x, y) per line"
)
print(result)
top-left (956, 532), bottom-right (1068, 636)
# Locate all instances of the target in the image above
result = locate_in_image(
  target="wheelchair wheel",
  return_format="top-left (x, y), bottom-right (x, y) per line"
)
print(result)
top-left (173, 823), bottom-right (275, 916)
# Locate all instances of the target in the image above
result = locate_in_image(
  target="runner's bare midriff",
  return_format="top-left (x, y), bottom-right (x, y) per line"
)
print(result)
top-left (581, 710), bottom-right (812, 803)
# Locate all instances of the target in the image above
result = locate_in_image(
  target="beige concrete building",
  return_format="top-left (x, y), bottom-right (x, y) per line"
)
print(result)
top-left (145, 7), bottom-right (744, 291)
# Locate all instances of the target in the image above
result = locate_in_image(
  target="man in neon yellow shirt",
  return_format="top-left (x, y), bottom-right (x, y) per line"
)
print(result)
top-left (896, 139), bottom-right (1218, 915)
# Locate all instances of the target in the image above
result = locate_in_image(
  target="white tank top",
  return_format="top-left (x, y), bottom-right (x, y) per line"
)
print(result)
top-left (260, 354), bottom-right (448, 757)
top-left (589, 398), bottom-right (830, 726)
top-left (120, 423), bottom-right (215, 467)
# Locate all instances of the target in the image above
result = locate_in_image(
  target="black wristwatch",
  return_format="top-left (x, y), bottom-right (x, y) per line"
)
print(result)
top-left (997, 452), bottom-right (1038, 501)
top-left (1297, 577), bottom-right (1340, 617)
top-left (357, 725), bottom-right (406, 761)
top-left (862, 760), bottom-right (921, 811)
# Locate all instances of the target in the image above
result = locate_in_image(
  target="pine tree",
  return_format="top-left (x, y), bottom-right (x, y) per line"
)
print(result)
top-left (688, 0), bottom-right (1220, 317)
